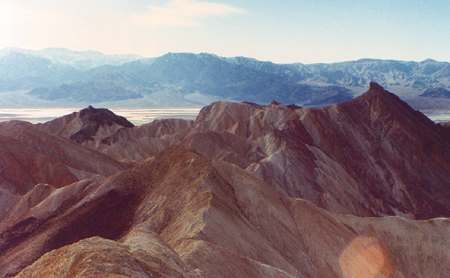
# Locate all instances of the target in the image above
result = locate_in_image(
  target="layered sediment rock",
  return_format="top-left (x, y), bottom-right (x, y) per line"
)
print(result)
top-left (1, 83), bottom-right (450, 277)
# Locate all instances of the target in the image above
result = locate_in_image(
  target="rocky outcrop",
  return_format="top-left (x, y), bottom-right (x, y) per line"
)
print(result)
top-left (38, 105), bottom-right (134, 147)
top-left (39, 106), bottom-right (193, 162)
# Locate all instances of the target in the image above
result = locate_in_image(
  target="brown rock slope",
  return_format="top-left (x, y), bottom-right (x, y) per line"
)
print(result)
top-left (3, 83), bottom-right (450, 277)
top-left (40, 84), bottom-right (450, 219)
top-left (0, 120), bottom-right (126, 220)
top-left (95, 118), bottom-right (193, 161)
top-left (47, 84), bottom-right (450, 218)
top-left (184, 82), bottom-right (450, 218)
top-left (3, 148), bottom-right (450, 278)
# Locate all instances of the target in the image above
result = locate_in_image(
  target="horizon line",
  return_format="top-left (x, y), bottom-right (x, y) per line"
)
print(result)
top-left (1, 46), bottom-right (449, 65)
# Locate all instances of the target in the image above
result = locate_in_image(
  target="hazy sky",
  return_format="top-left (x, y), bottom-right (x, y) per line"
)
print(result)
top-left (1, 0), bottom-right (449, 63)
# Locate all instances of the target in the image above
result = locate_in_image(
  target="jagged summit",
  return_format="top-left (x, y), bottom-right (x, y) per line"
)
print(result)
top-left (357, 81), bottom-right (393, 100)
top-left (347, 81), bottom-right (422, 116)
top-left (368, 81), bottom-right (386, 93)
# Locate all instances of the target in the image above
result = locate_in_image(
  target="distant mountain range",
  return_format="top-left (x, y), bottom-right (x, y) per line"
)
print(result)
top-left (421, 87), bottom-right (450, 98)
top-left (0, 48), bottom-right (449, 107)
top-left (0, 48), bottom-right (141, 70)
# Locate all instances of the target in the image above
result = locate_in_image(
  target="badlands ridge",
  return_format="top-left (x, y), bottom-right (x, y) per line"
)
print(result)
top-left (0, 83), bottom-right (450, 277)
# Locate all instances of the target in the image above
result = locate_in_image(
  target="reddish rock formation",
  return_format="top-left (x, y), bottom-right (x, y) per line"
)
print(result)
top-left (0, 120), bottom-right (126, 224)
top-left (2, 83), bottom-right (450, 277)
top-left (96, 118), bottom-right (194, 161)
top-left (15, 236), bottom-right (202, 278)
top-left (39, 106), bottom-right (193, 162)
top-left (38, 105), bottom-right (134, 148)
top-left (3, 148), bottom-right (450, 278)
top-left (0, 121), bottom-right (125, 189)
top-left (184, 82), bottom-right (450, 218)
top-left (35, 83), bottom-right (450, 218)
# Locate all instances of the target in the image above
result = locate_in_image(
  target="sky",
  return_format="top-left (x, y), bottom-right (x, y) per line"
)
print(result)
top-left (0, 0), bottom-right (449, 63)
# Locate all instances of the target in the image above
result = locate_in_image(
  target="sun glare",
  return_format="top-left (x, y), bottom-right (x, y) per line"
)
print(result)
top-left (339, 236), bottom-right (394, 278)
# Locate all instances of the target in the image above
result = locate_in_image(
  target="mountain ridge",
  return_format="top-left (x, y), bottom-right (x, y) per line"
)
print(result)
top-left (3, 147), bottom-right (450, 278)
top-left (1, 48), bottom-right (450, 108)
top-left (1, 83), bottom-right (450, 277)
top-left (0, 48), bottom-right (141, 70)
top-left (35, 83), bottom-right (450, 218)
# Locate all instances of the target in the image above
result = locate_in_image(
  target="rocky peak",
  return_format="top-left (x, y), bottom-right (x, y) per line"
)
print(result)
top-left (355, 82), bottom-right (392, 101)
top-left (368, 81), bottom-right (385, 93)
top-left (78, 106), bottom-right (134, 128)
top-left (339, 82), bottom-right (438, 137)
top-left (38, 106), bottom-right (134, 145)
top-left (270, 100), bottom-right (281, 105)
top-left (354, 81), bottom-right (415, 112)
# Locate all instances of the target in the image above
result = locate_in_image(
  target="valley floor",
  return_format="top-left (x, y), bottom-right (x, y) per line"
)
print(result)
top-left (0, 106), bottom-right (449, 125)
